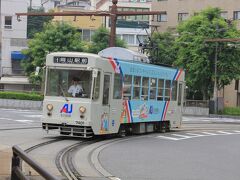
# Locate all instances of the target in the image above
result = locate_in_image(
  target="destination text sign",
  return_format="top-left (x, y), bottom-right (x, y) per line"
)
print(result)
top-left (53, 56), bottom-right (88, 64)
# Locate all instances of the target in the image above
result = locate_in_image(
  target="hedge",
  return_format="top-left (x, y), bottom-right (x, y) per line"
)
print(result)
top-left (0, 91), bottom-right (43, 101)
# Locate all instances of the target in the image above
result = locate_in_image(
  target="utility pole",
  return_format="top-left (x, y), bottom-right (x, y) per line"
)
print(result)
top-left (16, 0), bottom-right (164, 47)
top-left (205, 38), bottom-right (240, 114)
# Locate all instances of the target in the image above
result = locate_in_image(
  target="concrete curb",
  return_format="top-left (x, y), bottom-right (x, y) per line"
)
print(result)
top-left (0, 99), bottom-right (42, 110)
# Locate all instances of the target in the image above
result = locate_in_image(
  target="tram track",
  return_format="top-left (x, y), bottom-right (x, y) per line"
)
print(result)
top-left (55, 139), bottom-right (100, 180)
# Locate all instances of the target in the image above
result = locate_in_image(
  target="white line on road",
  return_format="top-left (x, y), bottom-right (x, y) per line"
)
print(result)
top-left (171, 134), bottom-right (192, 138)
top-left (201, 132), bottom-right (217, 135)
top-left (15, 120), bottom-right (34, 123)
top-left (185, 133), bottom-right (205, 137)
top-left (217, 131), bottom-right (233, 134)
top-left (0, 117), bottom-right (13, 120)
top-left (157, 135), bottom-right (180, 141)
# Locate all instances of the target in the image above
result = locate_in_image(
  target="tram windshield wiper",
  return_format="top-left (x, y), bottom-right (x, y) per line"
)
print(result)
top-left (59, 84), bottom-right (69, 102)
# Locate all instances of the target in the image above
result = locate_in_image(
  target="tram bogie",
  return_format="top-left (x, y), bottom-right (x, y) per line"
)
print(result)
top-left (42, 48), bottom-right (185, 138)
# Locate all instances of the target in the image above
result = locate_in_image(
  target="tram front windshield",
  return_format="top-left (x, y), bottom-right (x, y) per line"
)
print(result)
top-left (46, 69), bottom-right (92, 98)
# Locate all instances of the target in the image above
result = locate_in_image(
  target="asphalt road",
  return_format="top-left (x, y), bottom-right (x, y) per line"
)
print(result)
top-left (0, 108), bottom-right (41, 129)
top-left (1, 108), bottom-right (240, 180)
top-left (100, 130), bottom-right (240, 180)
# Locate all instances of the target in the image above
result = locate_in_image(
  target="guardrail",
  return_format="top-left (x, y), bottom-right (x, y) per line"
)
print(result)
top-left (11, 145), bottom-right (59, 180)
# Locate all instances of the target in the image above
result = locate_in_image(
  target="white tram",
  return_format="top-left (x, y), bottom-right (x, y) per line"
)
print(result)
top-left (42, 48), bottom-right (185, 138)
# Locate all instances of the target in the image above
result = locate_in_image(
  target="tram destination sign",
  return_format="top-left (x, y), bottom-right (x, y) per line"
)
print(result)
top-left (53, 56), bottom-right (88, 64)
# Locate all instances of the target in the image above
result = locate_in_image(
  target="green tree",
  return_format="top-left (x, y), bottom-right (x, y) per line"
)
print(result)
top-left (88, 26), bottom-right (126, 53)
top-left (27, 7), bottom-right (53, 39)
top-left (145, 31), bottom-right (177, 66)
top-left (22, 22), bottom-right (87, 84)
top-left (174, 7), bottom-right (240, 99)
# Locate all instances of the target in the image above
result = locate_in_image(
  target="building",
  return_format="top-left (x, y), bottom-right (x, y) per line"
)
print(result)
top-left (151, 0), bottom-right (240, 32)
top-left (96, 0), bottom-right (152, 50)
top-left (53, 0), bottom-right (104, 42)
top-left (151, 0), bottom-right (240, 107)
top-left (0, 0), bottom-right (32, 91)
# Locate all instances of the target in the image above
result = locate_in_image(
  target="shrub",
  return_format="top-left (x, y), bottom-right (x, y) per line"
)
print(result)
top-left (0, 91), bottom-right (43, 101)
top-left (222, 107), bottom-right (240, 116)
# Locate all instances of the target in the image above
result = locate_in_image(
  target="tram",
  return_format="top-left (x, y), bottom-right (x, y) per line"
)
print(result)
top-left (42, 47), bottom-right (185, 138)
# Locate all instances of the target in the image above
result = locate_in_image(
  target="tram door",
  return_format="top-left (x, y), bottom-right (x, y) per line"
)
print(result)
top-left (101, 73), bottom-right (111, 133)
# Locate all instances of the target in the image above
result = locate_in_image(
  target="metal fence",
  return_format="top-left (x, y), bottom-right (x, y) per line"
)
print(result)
top-left (184, 100), bottom-right (209, 108)
top-left (11, 145), bottom-right (59, 180)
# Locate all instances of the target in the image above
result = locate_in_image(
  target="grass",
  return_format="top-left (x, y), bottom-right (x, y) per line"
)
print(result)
top-left (222, 107), bottom-right (240, 116)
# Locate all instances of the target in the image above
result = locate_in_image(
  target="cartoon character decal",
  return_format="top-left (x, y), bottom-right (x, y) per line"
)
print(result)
top-left (139, 103), bottom-right (148, 119)
top-left (100, 113), bottom-right (109, 133)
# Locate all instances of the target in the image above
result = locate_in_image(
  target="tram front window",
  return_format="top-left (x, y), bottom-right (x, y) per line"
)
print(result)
top-left (46, 69), bottom-right (92, 98)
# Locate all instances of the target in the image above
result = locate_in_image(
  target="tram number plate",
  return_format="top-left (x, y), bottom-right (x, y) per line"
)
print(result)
top-left (54, 57), bottom-right (88, 64)
top-left (75, 121), bottom-right (84, 125)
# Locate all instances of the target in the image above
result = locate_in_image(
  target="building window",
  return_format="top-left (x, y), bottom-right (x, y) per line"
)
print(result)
top-left (178, 13), bottom-right (189, 22)
top-left (233, 11), bottom-right (240, 20)
top-left (4, 16), bottom-right (12, 29)
top-left (122, 34), bottom-right (135, 45)
top-left (220, 11), bottom-right (228, 19)
top-left (157, 13), bottom-right (167, 22)
top-left (137, 35), bottom-right (147, 44)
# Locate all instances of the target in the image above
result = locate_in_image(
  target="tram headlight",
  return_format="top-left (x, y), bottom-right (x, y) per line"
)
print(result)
top-left (79, 106), bottom-right (86, 114)
top-left (47, 104), bottom-right (53, 111)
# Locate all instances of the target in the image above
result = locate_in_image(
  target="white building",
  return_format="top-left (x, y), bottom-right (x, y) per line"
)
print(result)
top-left (96, 0), bottom-right (152, 50)
top-left (0, 0), bottom-right (30, 90)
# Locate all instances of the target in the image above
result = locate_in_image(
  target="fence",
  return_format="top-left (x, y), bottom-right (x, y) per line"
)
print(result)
top-left (11, 145), bottom-right (59, 180)
top-left (183, 100), bottom-right (209, 116)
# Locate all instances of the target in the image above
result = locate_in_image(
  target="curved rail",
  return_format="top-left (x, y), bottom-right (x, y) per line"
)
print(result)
top-left (55, 139), bottom-right (99, 180)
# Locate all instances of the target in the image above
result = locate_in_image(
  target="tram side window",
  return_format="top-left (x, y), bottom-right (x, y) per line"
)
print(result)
top-left (93, 72), bottom-right (101, 100)
top-left (113, 74), bottom-right (122, 99)
top-left (171, 80), bottom-right (178, 101)
top-left (157, 79), bottom-right (164, 101)
top-left (133, 76), bottom-right (141, 99)
top-left (165, 80), bottom-right (171, 101)
top-left (150, 78), bottom-right (157, 100)
top-left (141, 77), bottom-right (149, 100)
top-left (123, 75), bottom-right (132, 100)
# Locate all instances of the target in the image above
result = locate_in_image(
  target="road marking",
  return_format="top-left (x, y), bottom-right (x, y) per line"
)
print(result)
top-left (15, 120), bottom-right (34, 123)
top-left (0, 117), bottom-right (12, 120)
top-left (171, 134), bottom-right (191, 138)
top-left (157, 135), bottom-right (180, 141)
top-left (201, 132), bottom-right (217, 135)
top-left (156, 130), bottom-right (240, 141)
top-left (185, 133), bottom-right (204, 137)
top-left (24, 115), bottom-right (42, 118)
top-left (217, 131), bottom-right (233, 134)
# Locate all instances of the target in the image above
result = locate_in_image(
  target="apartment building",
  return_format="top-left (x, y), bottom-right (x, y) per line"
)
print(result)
top-left (53, 0), bottom-right (104, 42)
top-left (0, 0), bottom-right (30, 91)
top-left (152, 0), bottom-right (240, 32)
top-left (96, 0), bottom-right (152, 50)
top-left (152, 0), bottom-right (240, 107)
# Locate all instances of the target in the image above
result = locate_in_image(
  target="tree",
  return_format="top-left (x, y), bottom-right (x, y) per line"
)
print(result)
top-left (174, 7), bottom-right (240, 100)
top-left (27, 7), bottom-right (53, 39)
top-left (88, 27), bottom-right (126, 53)
top-left (22, 22), bottom-right (87, 84)
top-left (144, 31), bottom-right (177, 66)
